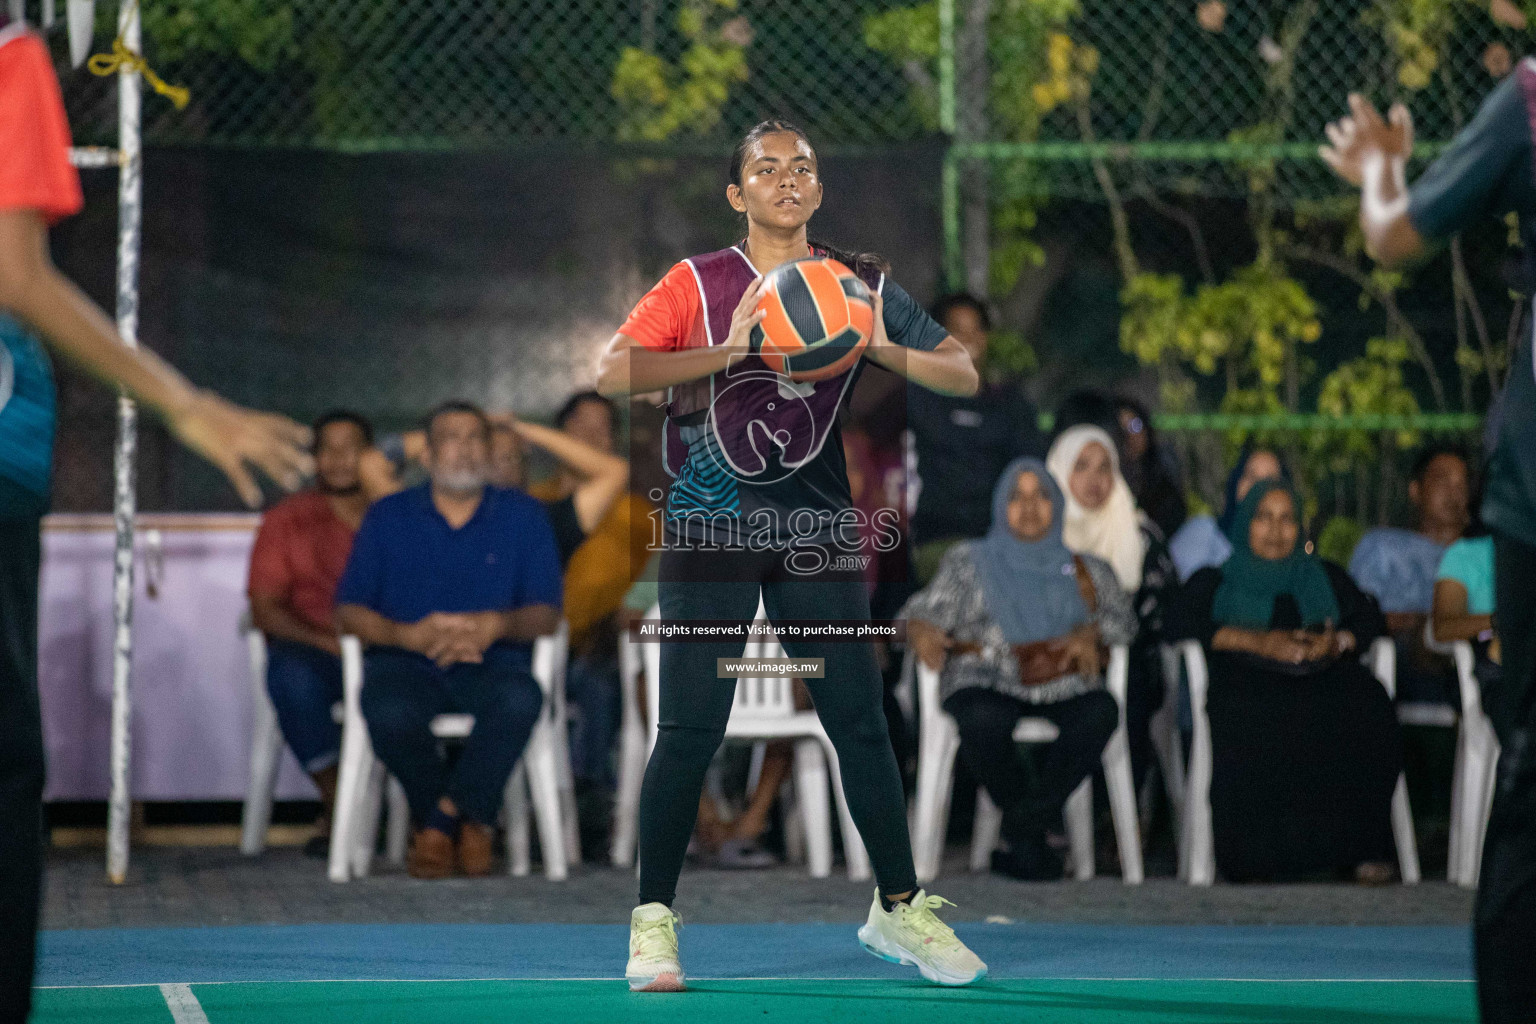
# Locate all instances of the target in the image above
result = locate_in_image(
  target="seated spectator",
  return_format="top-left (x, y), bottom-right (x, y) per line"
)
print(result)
top-left (906, 293), bottom-right (1044, 584)
top-left (1350, 447), bottom-right (1470, 630)
top-left (1047, 425), bottom-right (1178, 791)
top-left (1166, 480), bottom-right (1402, 883)
top-left (1349, 447), bottom-right (1471, 706)
top-left (1169, 445), bottom-right (1289, 581)
top-left (902, 459), bottom-right (1135, 880)
top-left (247, 410), bottom-right (377, 856)
top-left (1115, 395), bottom-right (1188, 539)
top-left (526, 392), bottom-right (653, 807)
top-left (1433, 530), bottom-right (1499, 688)
top-left (334, 402), bottom-right (563, 879)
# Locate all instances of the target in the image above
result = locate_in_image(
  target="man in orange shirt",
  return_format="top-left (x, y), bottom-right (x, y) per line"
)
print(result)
top-left (1, 18), bottom-right (310, 1019)
top-left (248, 411), bottom-right (377, 854)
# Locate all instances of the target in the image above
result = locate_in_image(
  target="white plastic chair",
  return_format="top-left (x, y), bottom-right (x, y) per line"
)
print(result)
top-left (910, 644), bottom-right (1143, 884)
top-left (1174, 636), bottom-right (1421, 885)
top-left (1424, 621), bottom-right (1500, 888)
top-left (327, 622), bottom-right (573, 882)
top-left (634, 599), bottom-right (872, 880)
top-left (609, 607), bottom-right (650, 867)
top-left (239, 616), bottom-right (338, 856)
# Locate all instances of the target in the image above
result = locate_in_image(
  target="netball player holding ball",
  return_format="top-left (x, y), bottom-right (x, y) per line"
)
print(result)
top-left (596, 120), bottom-right (986, 992)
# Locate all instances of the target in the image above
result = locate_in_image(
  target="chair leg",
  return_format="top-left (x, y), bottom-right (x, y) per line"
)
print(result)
top-left (609, 718), bottom-right (646, 868)
top-left (792, 738), bottom-right (834, 878)
top-left (1103, 724), bottom-right (1145, 884)
top-left (1460, 722), bottom-right (1498, 889)
top-left (782, 780), bottom-right (806, 865)
top-left (551, 720), bottom-right (581, 867)
top-left (1184, 707), bottom-right (1215, 886)
top-left (970, 789), bottom-right (1002, 873)
top-left (819, 738), bottom-right (871, 881)
top-left (1065, 780), bottom-right (1094, 881)
top-left (386, 777), bottom-right (410, 866)
top-left (525, 724), bottom-right (570, 881)
top-left (912, 718), bottom-right (958, 884)
top-left (1447, 726), bottom-right (1469, 884)
top-left (240, 703), bottom-right (284, 857)
top-left (352, 759), bottom-right (386, 879)
top-left (506, 761), bottom-right (531, 877)
top-left (328, 721), bottom-right (371, 883)
top-left (1391, 773), bottom-right (1421, 884)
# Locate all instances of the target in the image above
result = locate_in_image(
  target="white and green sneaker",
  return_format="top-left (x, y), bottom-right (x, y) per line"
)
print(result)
top-left (626, 902), bottom-right (686, 992)
top-left (857, 889), bottom-right (987, 986)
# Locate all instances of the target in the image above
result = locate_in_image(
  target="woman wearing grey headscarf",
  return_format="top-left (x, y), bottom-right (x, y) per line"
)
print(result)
top-left (901, 458), bottom-right (1137, 879)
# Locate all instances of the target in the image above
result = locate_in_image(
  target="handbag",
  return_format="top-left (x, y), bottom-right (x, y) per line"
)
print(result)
top-left (950, 557), bottom-right (1103, 687)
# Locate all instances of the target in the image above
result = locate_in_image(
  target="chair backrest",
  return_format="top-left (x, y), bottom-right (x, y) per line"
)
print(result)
top-left (730, 624), bottom-right (802, 721)
top-left (1367, 637), bottom-right (1396, 698)
top-left (619, 608), bottom-right (647, 728)
top-left (241, 610), bottom-right (268, 704)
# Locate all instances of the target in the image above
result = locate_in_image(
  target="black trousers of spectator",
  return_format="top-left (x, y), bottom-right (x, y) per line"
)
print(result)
top-left (638, 543), bottom-right (916, 907)
top-left (0, 518), bottom-right (43, 1022)
top-left (1477, 530), bottom-right (1536, 1023)
top-left (361, 646), bottom-right (543, 827)
top-left (943, 686), bottom-right (1119, 849)
top-left (1124, 639), bottom-right (1164, 793)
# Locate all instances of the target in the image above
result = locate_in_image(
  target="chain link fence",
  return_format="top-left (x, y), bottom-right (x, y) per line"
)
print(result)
top-left (40, 2), bottom-right (1516, 166)
top-left (29, 0), bottom-right (1525, 521)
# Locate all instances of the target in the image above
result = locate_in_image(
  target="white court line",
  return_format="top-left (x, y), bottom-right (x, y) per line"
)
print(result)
top-left (38, 976), bottom-right (1476, 990)
top-left (159, 983), bottom-right (211, 1024)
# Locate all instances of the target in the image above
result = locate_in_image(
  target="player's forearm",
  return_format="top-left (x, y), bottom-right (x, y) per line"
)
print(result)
top-left (251, 594), bottom-right (340, 655)
top-left (868, 337), bottom-right (978, 397)
top-left (1359, 152), bottom-right (1425, 267)
top-left (335, 604), bottom-right (407, 649)
top-left (0, 211), bottom-right (200, 420)
top-left (596, 336), bottom-right (735, 395)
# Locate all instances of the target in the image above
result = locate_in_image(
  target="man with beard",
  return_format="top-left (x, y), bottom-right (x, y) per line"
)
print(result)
top-left (335, 402), bottom-right (563, 878)
top-left (247, 410), bottom-right (381, 855)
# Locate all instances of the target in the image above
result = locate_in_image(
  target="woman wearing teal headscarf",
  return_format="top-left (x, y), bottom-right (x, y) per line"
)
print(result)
top-left (901, 458), bottom-right (1138, 879)
top-left (1167, 480), bottom-right (1402, 882)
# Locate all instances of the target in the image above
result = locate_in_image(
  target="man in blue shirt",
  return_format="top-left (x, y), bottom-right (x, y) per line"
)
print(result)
top-left (336, 401), bottom-right (563, 879)
top-left (1349, 447), bottom-right (1471, 706)
top-left (1323, 69), bottom-right (1536, 1023)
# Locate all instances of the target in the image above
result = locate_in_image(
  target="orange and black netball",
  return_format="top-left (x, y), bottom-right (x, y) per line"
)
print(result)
top-left (750, 257), bottom-right (875, 382)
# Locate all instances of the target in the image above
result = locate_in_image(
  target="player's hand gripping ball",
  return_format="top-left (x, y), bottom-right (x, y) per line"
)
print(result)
top-left (750, 257), bottom-right (875, 382)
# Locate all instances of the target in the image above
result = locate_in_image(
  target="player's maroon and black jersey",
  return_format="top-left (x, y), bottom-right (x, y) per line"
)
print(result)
top-left (619, 244), bottom-right (947, 547)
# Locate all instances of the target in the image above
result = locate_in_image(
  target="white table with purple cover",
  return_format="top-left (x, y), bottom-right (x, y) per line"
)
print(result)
top-left (39, 513), bottom-right (317, 801)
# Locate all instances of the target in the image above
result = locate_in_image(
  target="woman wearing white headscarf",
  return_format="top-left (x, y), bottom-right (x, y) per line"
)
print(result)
top-left (1047, 426), bottom-right (1147, 591)
top-left (1047, 424), bottom-right (1180, 795)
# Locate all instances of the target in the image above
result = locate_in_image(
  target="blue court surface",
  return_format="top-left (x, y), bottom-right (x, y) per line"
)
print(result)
top-left (34, 922), bottom-right (1477, 1023)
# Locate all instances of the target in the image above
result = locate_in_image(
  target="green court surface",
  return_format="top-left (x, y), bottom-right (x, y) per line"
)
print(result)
top-left (34, 978), bottom-right (1478, 1024)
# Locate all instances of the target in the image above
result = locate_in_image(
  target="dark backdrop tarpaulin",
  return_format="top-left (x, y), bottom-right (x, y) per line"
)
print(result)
top-left (46, 145), bottom-right (948, 511)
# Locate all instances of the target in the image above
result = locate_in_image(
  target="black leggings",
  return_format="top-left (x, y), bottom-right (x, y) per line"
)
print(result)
top-left (0, 518), bottom-right (43, 1023)
top-left (1476, 529), bottom-right (1536, 1023)
top-left (637, 543), bottom-right (916, 906)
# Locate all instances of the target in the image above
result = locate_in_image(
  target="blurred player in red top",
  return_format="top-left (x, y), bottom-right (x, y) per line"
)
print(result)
top-left (0, 17), bottom-right (312, 1020)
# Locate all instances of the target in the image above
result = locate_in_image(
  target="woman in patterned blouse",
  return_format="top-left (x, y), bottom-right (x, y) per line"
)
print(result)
top-left (902, 458), bottom-right (1137, 879)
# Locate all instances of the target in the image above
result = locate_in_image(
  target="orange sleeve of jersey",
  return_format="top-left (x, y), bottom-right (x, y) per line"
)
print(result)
top-left (0, 34), bottom-right (84, 224)
top-left (617, 262), bottom-right (701, 352)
